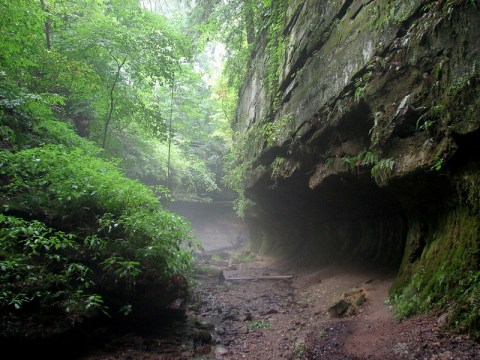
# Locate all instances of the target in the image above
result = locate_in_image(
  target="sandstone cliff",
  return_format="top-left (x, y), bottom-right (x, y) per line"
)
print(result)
top-left (234, 0), bottom-right (480, 334)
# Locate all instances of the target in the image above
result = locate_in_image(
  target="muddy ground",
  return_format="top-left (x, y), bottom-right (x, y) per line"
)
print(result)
top-left (80, 202), bottom-right (480, 359)
top-left (81, 247), bottom-right (480, 360)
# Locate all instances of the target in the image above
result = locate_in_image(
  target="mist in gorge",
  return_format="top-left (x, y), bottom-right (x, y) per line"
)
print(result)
top-left (170, 201), bottom-right (249, 253)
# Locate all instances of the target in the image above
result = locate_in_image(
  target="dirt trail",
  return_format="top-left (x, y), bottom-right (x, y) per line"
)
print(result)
top-left (81, 202), bottom-right (479, 359)
top-left (82, 249), bottom-right (480, 360)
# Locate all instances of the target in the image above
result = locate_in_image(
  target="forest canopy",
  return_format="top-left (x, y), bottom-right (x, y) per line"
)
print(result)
top-left (0, 0), bottom-right (237, 337)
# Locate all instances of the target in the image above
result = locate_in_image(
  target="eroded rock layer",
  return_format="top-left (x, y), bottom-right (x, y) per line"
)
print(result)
top-left (235, 0), bottom-right (480, 332)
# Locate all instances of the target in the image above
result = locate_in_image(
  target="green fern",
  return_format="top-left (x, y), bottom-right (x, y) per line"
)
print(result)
top-left (371, 158), bottom-right (395, 184)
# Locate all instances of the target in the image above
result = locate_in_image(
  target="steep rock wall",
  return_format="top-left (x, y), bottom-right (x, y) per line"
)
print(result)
top-left (235, 0), bottom-right (480, 334)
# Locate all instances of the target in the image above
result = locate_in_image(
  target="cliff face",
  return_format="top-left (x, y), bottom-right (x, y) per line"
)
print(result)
top-left (235, 0), bottom-right (480, 332)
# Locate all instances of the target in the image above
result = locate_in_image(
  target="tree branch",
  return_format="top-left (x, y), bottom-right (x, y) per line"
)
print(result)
top-left (102, 55), bottom-right (127, 148)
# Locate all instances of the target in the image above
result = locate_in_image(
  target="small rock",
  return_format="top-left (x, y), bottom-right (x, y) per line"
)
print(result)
top-left (241, 312), bottom-right (253, 321)
top-left (437, 312), bottom-right (449, 327)
top-left (188, 304), bottom-right (201, 312)
top-left (354, 293), bottom-right (366, 306)
top-left (215, 346), bottom-right (229, 357)
top-left (328, 299), bottom-right (351, 317)
top-left (228, 329), bottom-right (238, 336)
top-left (195, 319), bottom-right (215, 331)
top-left (222, 313), bottom-right (237, 321)
top-left (264, 308), bottom-right (279, 315)
top-left (192, 329), bottom-right (212, 343)
top-left (239, 326), bottom-right (249, 334)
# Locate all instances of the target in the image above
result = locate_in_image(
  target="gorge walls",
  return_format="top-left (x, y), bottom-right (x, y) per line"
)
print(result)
top-left (234, 0), bottom-right (480, 333)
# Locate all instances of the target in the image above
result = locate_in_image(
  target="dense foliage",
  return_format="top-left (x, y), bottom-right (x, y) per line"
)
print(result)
top-left (0, 123), bottom-right (195, 337)
top-left (0, 0), bottom-right (226, 338)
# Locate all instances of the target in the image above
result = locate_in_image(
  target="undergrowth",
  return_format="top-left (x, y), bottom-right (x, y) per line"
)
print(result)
top-left (0, 118), bottom-right (196, 337)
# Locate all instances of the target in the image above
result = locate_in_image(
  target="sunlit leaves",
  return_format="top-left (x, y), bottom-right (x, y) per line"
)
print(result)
top-left (0, 0), bottom-right (45, 73)
top-left (48, 0), bottom-right (190, 144)
top-left (1, 143), bottom-right (194, 276)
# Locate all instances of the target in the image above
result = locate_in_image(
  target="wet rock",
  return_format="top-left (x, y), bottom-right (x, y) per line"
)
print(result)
top-left (328, 299), bottom-right (351, 317)
top-left (195, 265), bottom-right (224, 278)
top-left (191, 329), bottom-right (212, 343)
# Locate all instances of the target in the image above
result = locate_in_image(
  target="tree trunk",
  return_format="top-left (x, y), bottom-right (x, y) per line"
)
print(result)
top-left (102, 55), bottom-right (127, 149)
top-left (39, 0), bottom-right (52, 49)
top-left (167, 73), bottom-right (175, 190)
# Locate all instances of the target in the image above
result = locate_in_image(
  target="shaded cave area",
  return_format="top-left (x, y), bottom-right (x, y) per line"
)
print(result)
top-left (245, 170), bottom-right (408, 271)
top-left (243, 124), bottom-right (480, 298)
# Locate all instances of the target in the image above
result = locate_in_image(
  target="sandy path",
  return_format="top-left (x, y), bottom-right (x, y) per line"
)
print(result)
top-left (81, 251), bottom-right (480, 360)
top-left (191, 254), bottom-right (480, 360)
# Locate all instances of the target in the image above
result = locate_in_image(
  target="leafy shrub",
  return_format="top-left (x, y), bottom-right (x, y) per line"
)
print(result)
top-left (33, 119), bottom-right (103, 156)
top-left (0, 144), bottom-right (196, 336)
top-left (0, 214), bottom-right (105, 337)
top-left (0, 144), bottom-right (195, 275)
top-left (2, 145), bottom-right (154, 217)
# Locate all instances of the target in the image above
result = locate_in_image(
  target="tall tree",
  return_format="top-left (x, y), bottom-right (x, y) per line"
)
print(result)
top-left (47, 0), bottom-right (190, 146)
top-left (39, 0), bottom-right (52, 49)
